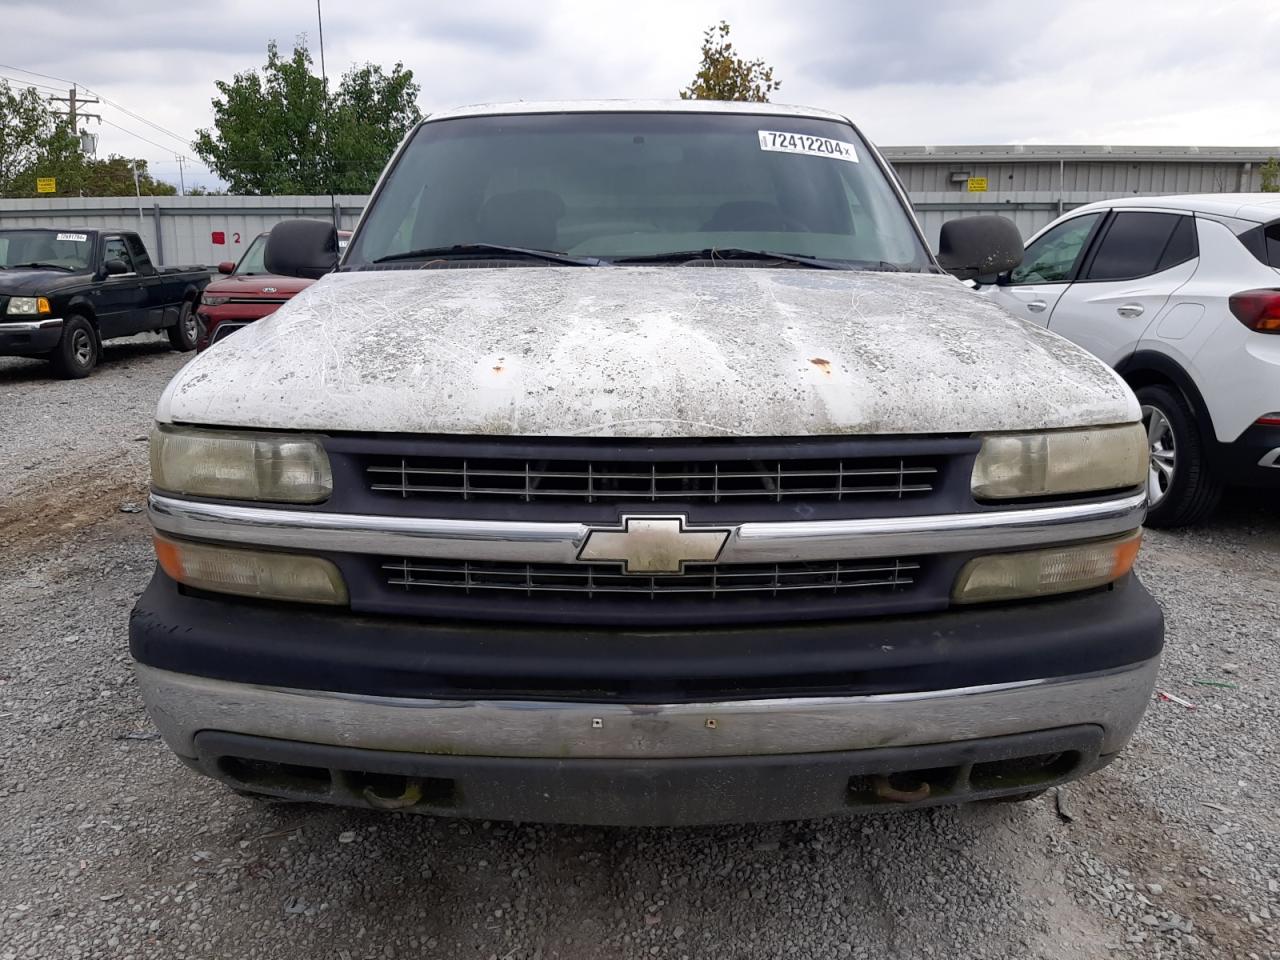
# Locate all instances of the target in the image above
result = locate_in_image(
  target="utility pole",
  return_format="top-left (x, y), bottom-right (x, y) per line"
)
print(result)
top-left (130, 160), bottom-right (144, 227)
top-left (176, 155), bottom-right (186, 196)
top-left (50, 85), bottom-right (100, 135)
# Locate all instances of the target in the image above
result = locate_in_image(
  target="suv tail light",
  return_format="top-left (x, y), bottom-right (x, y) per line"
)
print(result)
top-left (1229, 289), bottom-right (1280, 332)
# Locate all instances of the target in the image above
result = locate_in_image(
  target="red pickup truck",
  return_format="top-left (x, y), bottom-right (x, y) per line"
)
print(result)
top-left (196, 229), bottom-right (350, 351)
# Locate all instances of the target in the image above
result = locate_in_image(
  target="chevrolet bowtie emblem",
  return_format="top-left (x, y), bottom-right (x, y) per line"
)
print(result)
top-left (578, 516), bottom-right (730, 574)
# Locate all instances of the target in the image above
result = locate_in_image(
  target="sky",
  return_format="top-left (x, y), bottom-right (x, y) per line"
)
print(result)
top-left (1, 0), bottom-right (1277, 191)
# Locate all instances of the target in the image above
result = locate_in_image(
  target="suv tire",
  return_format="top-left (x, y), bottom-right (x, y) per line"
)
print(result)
top-left (1136, 384), bottom-right (1221, 528)
top-left (167, 299), bottom-right (198, 352)
top-left (49, 314), bottom-right (99, 379)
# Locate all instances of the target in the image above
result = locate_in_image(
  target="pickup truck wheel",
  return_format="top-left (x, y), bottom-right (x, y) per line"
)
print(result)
top-left (167, 300), bottom-right (198, 352)
top-left (49, 315), bottom-right (99, 379)
top-left (1136, 384), bottom-right (1221, 528)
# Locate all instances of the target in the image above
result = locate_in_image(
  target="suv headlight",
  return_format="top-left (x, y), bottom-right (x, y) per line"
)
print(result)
top-left (971, 424), bottom-right (1146, 500)
top-left (150, 424), bottom-right (332, 503)
top-left (7, 296), bottom-right (51, 315)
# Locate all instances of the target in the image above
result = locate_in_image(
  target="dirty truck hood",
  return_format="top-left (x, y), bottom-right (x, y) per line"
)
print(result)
top-left (159, 267), bottom-right (1137, 436)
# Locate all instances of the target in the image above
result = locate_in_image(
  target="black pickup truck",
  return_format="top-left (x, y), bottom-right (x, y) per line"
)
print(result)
top-left (0, 228), bottom-right (210, 378)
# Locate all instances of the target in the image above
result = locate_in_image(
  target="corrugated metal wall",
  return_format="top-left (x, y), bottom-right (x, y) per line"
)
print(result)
top-left (0, 154), bottom-right (1272, 261)
top-left (0, 195), bottom-right (365, 266)
top-left (892, 160), bottom-right (1259, 195)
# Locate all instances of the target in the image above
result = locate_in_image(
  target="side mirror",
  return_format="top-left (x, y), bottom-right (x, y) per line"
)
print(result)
top-left (936, 216), bottom-right (1023, 282)
top-left (217, 260), bottom-right (236, 275)
top-left (104, 258), bottom-right (129, 276)
top-left (264, 219), bottom-right (340, 280)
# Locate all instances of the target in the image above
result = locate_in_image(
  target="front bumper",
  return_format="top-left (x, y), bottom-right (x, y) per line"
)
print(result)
top-left (138, 658), bottom-right (1157, 825)
top-left (0, 317), bottom-right (62, 356)
top-left (195, 303), bottom-right (278, 351)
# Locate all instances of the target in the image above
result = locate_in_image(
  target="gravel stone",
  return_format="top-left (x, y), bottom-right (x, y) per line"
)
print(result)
top-left (0, 347), bottom-right (1277, 959)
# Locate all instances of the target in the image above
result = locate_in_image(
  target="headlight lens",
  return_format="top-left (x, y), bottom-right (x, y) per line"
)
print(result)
top-left (154, 535), bottom-right (347, 605)
top-left (971, 424), bottom-right (1146, 499)
top-left (952, 530), bottom-right (1142, 604)
top-left (200, 296), bottom-right (230, 306)
top-left (7, 296), bottom-right (50, 315)
top-left (150, 425), bottom-right (332, 503)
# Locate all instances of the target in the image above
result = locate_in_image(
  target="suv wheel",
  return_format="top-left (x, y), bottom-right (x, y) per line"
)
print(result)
top-left (1136, 384), bottom-right (1221, 528)
top-left (49, 315), bottom-right (99, 379)
top-left (167, 299), bottom-right (198, 352)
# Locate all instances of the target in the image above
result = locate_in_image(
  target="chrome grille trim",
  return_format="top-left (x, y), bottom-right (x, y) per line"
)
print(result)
top-left (148, 491), bottom-right (1147, 565)
top-left (381, 558), bottom-right (920, 599)
top-left (365, 457), bottom-right (938, 503)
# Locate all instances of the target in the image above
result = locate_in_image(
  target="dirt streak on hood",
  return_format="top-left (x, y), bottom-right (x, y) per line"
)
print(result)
top-left (157, 267), bottom-right (1138, 437)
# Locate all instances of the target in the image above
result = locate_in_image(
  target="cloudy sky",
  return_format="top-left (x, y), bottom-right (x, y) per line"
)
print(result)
top-left (2, 0), bottom-right (1277, 190)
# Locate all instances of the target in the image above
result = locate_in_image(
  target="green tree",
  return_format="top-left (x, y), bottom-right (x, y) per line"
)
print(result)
top-left (1261, 157), bottom-right (1280, 193)
top-left (328, 62), bottom-right (421, 193)
top-left (0, 80), bottom-right (177, 197)
top-left (0, 79), bottom-right (80, 196)
top-left (193, 39), bottom-right (421, 195)
top-left (679, 21), bottom-right (780, 103)
top-left (77, 156), bottom-right (177, 197)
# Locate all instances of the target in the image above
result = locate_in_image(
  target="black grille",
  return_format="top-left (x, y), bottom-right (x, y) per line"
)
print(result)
top-left (366, 456), bottom-right (938, 504)
top-left (381, 557), bottom-right (920, 600)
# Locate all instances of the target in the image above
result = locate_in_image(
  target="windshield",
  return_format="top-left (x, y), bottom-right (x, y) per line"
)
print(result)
top-left (345, 112), bottom-right (931, 270)
top-left (0, 229), bottom-right (94, 271)
top-left (234, 234), bottom-right (269, 275)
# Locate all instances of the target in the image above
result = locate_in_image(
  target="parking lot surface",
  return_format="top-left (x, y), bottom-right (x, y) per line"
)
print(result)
top-left (0, 345), bottom-right (1276, 960)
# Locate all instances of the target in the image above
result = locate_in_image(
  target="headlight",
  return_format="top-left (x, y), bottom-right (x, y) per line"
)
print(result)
top-left (953, 530), bottom-right (1142, 604)
top-left (7, 296), bottom-right (50, 315)
top-left (150, 425), bottom-right (332, 503)
top-left (200, 296), bottom-right (230, 306)
top-left (971, 424), bottom-right (1146, 499)
top-left (154, 535), bottom-right (347, 605)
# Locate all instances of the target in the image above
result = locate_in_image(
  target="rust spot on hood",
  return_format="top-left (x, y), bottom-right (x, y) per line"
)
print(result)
top-left (810, 357), bottom-right (832, 374)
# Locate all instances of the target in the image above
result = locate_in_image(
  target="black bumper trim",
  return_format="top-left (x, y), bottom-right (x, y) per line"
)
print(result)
top-left (129, 571), bottom-right (1164, 703)
top-left (1216, 422), bottom-right (1280, 487)
top-left (192, 726), bottom-right (1107, 826)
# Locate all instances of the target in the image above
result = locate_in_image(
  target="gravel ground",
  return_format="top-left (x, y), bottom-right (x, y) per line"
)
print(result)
top-left (0, 347), bottom-right (1277, 959)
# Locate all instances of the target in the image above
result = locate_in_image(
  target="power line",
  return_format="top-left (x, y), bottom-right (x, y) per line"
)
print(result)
top-left (98, 117), bottom-right (186, 156)
top-left (0, 73), bottom-right (66, 96)
top-left (0, 61), bottom-right (194, 150)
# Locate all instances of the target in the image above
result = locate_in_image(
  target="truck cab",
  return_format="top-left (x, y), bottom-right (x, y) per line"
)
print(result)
top-left (0, 228), bottom-right (209, 377)
top-left (131, 101), bottom-right (1161, 826)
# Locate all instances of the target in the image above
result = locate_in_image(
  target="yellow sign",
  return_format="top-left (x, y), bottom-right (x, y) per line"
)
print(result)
top-left (966, 177), bottom-right (988, 193)
top-left (36, 177), bottom-right (56, 193)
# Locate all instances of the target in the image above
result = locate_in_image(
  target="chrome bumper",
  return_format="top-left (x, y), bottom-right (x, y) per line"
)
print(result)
top-left (147, 490), bottom-right (1148, 564)
top-left (137, 656), bottom-right (1159, 762)
top-left (1, 317), bottom-right (63, 332)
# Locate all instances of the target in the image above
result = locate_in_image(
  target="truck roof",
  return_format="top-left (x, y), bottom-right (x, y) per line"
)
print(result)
top-left (424, 99), bottom-right (850, 125)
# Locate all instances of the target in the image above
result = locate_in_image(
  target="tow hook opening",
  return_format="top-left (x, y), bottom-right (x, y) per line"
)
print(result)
top-left (217, 756), bottom-right (330, 795)
top-left (846, 751), bottom-right (1085, 807)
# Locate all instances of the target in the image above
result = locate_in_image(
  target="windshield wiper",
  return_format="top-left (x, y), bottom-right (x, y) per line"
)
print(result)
top-left (10, 261), bottom-right (73, 271)
top-left (370, 243), bottom-right (601, 267)
top-left (611, 248), bottom-right (883, 270)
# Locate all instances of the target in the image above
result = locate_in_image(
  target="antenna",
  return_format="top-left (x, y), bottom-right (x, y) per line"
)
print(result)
top-left (316, 0), bottom-right (339, 233)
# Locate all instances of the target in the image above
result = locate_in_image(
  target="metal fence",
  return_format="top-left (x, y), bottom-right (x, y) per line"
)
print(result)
top-left (0, 195), bottom-right (366, 267)
top-left (0, 150), bottom-right (1274, 263)
top-left (0, 191), bottom-right (1115, 264)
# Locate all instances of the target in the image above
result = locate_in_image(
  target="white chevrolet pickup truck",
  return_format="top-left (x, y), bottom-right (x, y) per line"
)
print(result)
top-left (130, 101), bottom-right (1162, 825)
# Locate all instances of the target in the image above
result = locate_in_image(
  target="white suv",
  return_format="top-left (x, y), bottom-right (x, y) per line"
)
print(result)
top-left (978, 195), bottom-right (1280, 526)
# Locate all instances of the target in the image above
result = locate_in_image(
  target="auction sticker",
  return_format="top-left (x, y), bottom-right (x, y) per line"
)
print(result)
top-left (758, 130), bottom-right (858, 163)
top-left (56, 233), bottom-right (88, 242)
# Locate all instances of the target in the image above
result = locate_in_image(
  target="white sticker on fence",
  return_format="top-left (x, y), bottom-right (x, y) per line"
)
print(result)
top-left (758, 131), bottom-right (858, 163)
top-left (56, 232), bottom-right (88, 242)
